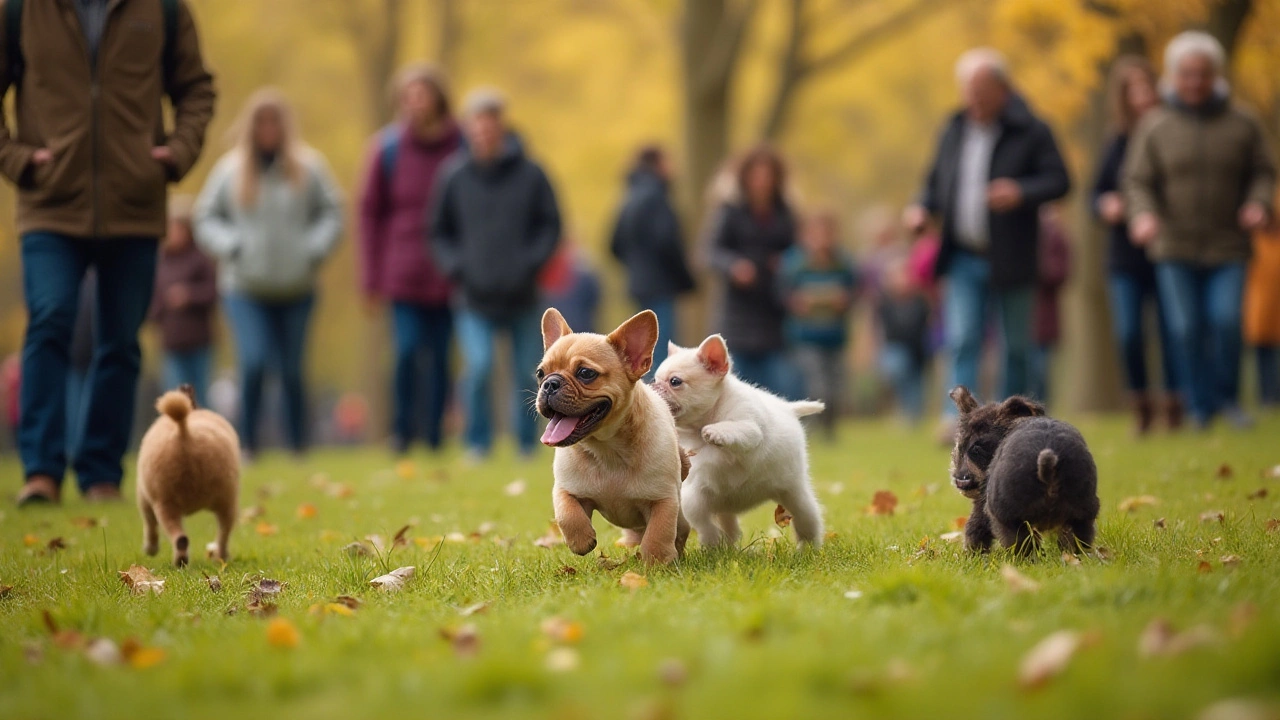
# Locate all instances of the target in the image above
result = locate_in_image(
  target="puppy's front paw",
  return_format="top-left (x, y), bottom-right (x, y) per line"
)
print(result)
top-left (143, 541), bottom-right (159, 556)
top-left (701, 426), bottom-right (728, 447)
top-left (640, 542), bottom-right (677, 566)
top-left (565, 533), bottom-right (597, 556)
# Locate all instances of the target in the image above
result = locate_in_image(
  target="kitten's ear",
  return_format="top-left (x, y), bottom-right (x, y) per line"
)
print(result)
top-left (949, 386), bottom-right (978, 416)
top-left (668, 340), bottom-right (682, 357)
top-left (998, 395), bottom-right (1045, 421)
top-left (696, 335), bottom-right (732, 377)
top-left (541, 308), bottom-right (572, 351)
top-left (608, 310), bottom-right (659, 380)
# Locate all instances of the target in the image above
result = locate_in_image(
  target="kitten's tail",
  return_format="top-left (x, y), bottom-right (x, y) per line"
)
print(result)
top-left (789, 400), bottom-right (826, 418)
top-left (157, 390), bottom-right (193, 435)
top-left (1037, 448), bottom-right (1059, 499)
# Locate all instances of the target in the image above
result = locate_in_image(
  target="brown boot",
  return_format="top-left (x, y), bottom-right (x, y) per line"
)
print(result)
top-left (1164, 394), bottom-right (1184, 432)
top-left (1132, 393), bottom-right (1154, 436)
top-left (83, 484), bottom-right (124, 503)
top-left (16, 475), bottom-right (61, 507)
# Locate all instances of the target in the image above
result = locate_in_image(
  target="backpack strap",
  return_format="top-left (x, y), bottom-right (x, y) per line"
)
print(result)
top-left (5, 0), bottom-right (23, 88)
top-left (378, 124), bottom-right (401, 184)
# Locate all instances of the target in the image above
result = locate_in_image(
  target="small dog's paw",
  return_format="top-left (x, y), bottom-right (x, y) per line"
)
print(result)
top-left (641, 544), bottom-right (677, 566)
top-left (143, 542), bottom-right (159, 556)
top-left (701, 427), bottom-right (728, 447)
top-left (566, 535), bottom-right (597, 556)
top-left (173, 554), bottom-right (189, 568)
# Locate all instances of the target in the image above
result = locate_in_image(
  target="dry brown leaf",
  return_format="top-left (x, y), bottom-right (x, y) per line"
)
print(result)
top-left (84, 638), bottom-right (122, 666)
top-left (22, 534), bottom-right (39, 547)
top-left (327, 483), bottom-right (354, 499)
top-left (1216, 464), bottom-right (1235, 479)
top-left (392, 524), bottom-right (413, 547)
top-left (1002, 565), bottom-right (1041, 593)
top-left (458, 601), bottom-right (491, 617)
top-left (370, 566), bottom-right (415, 592)
top-left (342, 541), bottom-right (373, 557)
top-left (439, 623), bottom-right (480, 657)
top-left (332, 595), bottom-right (361, 610)
top-left (240, 505), bottom-right (265, 521)
top-left (202, 572), bottom-right (222, 593)
top-left (557, 565), bottom-right (578, 576)
top-left (1263, 465), bottom-right (1280, 479)
top-left (245, 600), bottom-right (277, 617)
top-left (69, 516), bottom-right (100, 529)
top-left (939, 531), bottom-right (964, 543)
top-left (1154, 517), bottom-right (1167, 529)
top-left (596, 554), bottom-right (625, 571)
top-left (533, 523), bottom-right (565, 548)
top-left (255, 521), bottom-right (278, 536)
top-left (1246, 488), bottom-right (1268, 500)
top-left (120, 638), bottom-right (166, 668)
top-left (42, 610), bottom-right (85, 649)
top-left (0, 583), bottom-right (13, 598)
top-left (619, 571), bottom-right (648, 591)
top-left (952, 516), bottom-right (968, 530)
top-left (266, 617), bottom-right (300, 648)
top-left (1061, 553), bottom-right (1082, 567)
top-left (119, 565), bottom-right (165, 596)
top-left (1220, 554), bottom-right (1242, 567)
top-left (1118, 495), bottom-right (1160, 513)
top-left (1197, 561), bottom-right (1214, 574)
top-left (248, 578), bottom-right (285, 602)
top-left (1094, 546), bottom-right (1114, 562)
top-left (1268, 518), bottom-right (1280, 533)
top-left (1018, 630), bottom-right (1083, 689)
top-left (295, 503), bottom-right (317, 519)
top-left (46, 537), bottom-right (66, 552)
top-left (866, 490), bottom-right (898, 516)
top-left (541, 616), bottom-right (585, 644)
top-left (774, 504), bottom-right (793, 528)
top-left (1200, 511), bottom-right (1225, 524)
top-left (1138, 618), bottom-right (1218, 657)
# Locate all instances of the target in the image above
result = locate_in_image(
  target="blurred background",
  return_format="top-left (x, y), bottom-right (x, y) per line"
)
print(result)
top-left (2, 0), bottom-right (1278, 445)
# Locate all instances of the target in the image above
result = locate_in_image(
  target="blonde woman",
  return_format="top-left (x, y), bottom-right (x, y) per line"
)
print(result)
top-left (194, 89), bottom-right (343, 457)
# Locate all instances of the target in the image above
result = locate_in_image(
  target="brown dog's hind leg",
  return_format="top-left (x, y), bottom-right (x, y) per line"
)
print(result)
top-left (140, 499), bottom-right (160, 556)
top-left (214, 500), bottom-right (236, 562)
top-left (554, 488), bottom-right (597, 556)
top-left (639, 496), bottom-right (679, 565)
top-left (154, 506), bottom-right (190, 567)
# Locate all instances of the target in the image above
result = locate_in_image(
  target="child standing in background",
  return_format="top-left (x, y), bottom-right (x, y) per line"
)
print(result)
top-left (1245, 199), bottom-right (1280, 409)
top-left (779, 210), bottom-right (858, 440)
top-left (878, 259), bottom-right (931, 425)
top-left (151, 196), bottom-right (219, 407)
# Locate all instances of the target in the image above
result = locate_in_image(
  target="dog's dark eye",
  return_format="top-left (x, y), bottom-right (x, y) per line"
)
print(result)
top-left (669, 377), bottom-right (683, 388)
top-left (576, 367), bottom-right (599, 382)
top-left (535, 368), bottom-right (545, 381)
top-left (967, 443), bottom-right (993, 465)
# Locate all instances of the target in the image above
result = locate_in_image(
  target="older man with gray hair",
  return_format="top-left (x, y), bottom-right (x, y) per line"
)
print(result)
top-left (905, 47), bottom-right (1070, 430)
top-left (1124, 31), bottom-right (1276, 430)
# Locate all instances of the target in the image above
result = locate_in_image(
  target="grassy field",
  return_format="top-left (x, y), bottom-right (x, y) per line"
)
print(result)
top-left (2, 414), bottom-right (1279, 720)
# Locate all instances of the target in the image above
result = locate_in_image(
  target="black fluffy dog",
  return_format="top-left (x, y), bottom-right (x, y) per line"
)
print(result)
top-left (949, 387), bottom-right (1099, 555)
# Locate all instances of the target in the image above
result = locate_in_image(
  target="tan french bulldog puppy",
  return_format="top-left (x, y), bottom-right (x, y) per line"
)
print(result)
top-left (537, 308), bottom-right (690, 565)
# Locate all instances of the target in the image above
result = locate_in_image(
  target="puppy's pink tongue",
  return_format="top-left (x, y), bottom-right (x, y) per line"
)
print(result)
top-left (541, 414), bottom-right (581, 446)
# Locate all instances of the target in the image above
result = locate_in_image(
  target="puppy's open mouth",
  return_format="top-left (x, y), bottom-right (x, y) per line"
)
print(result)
top-left (953, 477), bottom-right (980, 498)
top-left (540, 400), bottom-right (612, 447)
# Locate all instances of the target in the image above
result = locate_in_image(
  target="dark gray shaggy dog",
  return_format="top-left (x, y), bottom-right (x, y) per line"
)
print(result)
top-left (949, 387), bottom-right (1100, 555)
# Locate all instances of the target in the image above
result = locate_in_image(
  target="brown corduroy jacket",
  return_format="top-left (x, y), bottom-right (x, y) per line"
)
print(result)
top-left (0, 0), bottom-right (215, 239)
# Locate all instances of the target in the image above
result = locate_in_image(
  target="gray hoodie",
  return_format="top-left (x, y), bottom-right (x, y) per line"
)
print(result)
top-left (194, 150), bottom-right (344, 300)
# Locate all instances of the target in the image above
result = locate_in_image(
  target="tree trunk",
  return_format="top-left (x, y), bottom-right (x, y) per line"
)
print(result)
top-left (679, 0), bottom-right (737, 228)
top-left (1203, 0), bottom-right (1253, 55)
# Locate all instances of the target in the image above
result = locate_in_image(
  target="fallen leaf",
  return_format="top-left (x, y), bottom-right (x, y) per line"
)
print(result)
top-left (266, 617), bottom-right (300, 648)
top-left (1200, 511), bottom-right (1225, 524)
top-left (332, 595), bottom-right (361, 610)
top-left (1198, 561), bottom-right (1213, 574)
top-left (843, 590), bottom-right (863, 600)
top-left (952, 516), bottom-right (968, 530)
top-left (327, 483), bottom-right (354, 499)
top-left (414, 535), bottom-right (443, 549)
top-left (445, 532), bottom-right (469, 543)
top-left (657, 658), bottom-right (688, 687)
top-left (596, 554), bottom-right (625, 571)
top-left (533, 523), bottom-right (565, 548)
top-left (69, 516), bottom-right (100, 529)
top-left (439, 623), bottom-right (480, 657)
top-left (42, 611), bottom-right (85, 649)
top-left (22, 533), bottom-right (39, 547)
top-left (84, 638), bottom-right (122, 666)
top-left (240, 505), bottom-right (265, 521)
top-left (245, 600), bottom-right (277, 617)
top-left (0, 583), bottom-right (13, 598)
top-left (1154, 517), bottom-right (1167, 529)
top-left (309, 602), bottom-right (356, 617)
top-left (557, 565), bottom-right (578, 576)
top-left (45, 537), bottom-right (66, 552)
top-left (619, 571), bottom-right (648, 591)
top-left (23, 643), bottom-right (43, 665)
top-left (1138, 618), bottom-right (1218, 657)
top-left (1019, 630), bottom-right (1083, 689)
top-left (541, 616), bottom-right (585, 644)
top-left (119, 565), bottom-right (165, 596)
top-left (395, 459), bottom-right (417, 480)
top-left (248, 578), bottom-right (285, 602)
top-left (202, 572), bottom-right (222, 593)
top-left (342, 541), bottom-right (373, 557)
top-left (1228, 602), bottom-right (1259, 638)
top-left (255, 521), bottom-right (278, 536)
top-left (296, 503), bottom-right (317, 519)
top-left (1002, 565), bottom-right (1041, 594)
top-left (545, 646), bottom-right (580, 672)
top-left (774, 504), bottom-right (793, 528)
top-left (1263, 465), bottom-right (1280, 479)
top-left (370, 566), bottom-right (415, 592)
top-left (1118, 495), bottom-right (1160, 513)
top-left (458, 601), bottom-right (491, 617)
top-left (120, 638), bottom-right (167, 668)
top-left (392, 525), bottom-right (412, 547)
top-left (1061, 553), bottom-right (1082, 566)
top-left (865, 490), bottom-right (898, 516)
top-left (1246, 488), bottom-right (1268, 500)
top-left (1220, 554), bottom-right (1241, 567)
top-left (1094, 546), bottom-right (1114, 562)
top-left (1197, 699), bottom-right (1280, 720)
top-left (505, 479), bottom-right (527, 496)
top-left (1216, 464), bottom-right (1234, 479)
top-left (1268, 518), bottom-right (1280, 533)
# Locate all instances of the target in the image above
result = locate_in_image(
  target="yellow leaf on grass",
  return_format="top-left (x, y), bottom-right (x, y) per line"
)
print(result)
top-left (296, 503), bottom-right (317, 519)
top-left (1117, 495), bottom-right (1159, 513)
top-left (118, 565), bottom-right (165, 596)
top-left (1019, 630), bottom-right (1082, 689)
top-left (541, 616), bottom-right (585, 644)
top-left (22, 534), bottom-right (39, 547)
top-left (309, 602), bottom-right (355, 617)
top-left (395, 460), bottom-right (417, 480)
top-left (266, 618), bottom-right (300, 648)
top-left (545, 647), bottom-right (580, 672)
top-left (619, 572), bottom-right (648, 591)
top-left (127, 646), bottom-right (167, 669)
top-left (865, 491), bottom-right (898, 516)
top-left (1001, 565), bottom-right (1041, 594)
top-left (1138, 618), bottom-right (1217, 657)
top-left (255, 521), bottom-right (278, 536)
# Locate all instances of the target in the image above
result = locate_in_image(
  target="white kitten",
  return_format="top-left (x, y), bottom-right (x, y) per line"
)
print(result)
top-left (652, 335), bottom-right (825, 548)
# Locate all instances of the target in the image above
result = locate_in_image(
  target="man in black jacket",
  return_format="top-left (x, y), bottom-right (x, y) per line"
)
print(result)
top-left (431, 88), bottom-right (562, 460)
top-left (609, 145), bottom-right (696, 378)
top-left (904, 48), bottom-right (1069, 423)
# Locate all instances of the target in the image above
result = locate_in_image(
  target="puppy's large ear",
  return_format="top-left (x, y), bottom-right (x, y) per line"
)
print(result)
top-left (542, 308), bottom-right (573, 351)
top-left (949, 386), bottom-right (978, 416)
top-left (668, 341), bottom-right (683, 357)
top-left (997, 395), bottom-right (1045, 421)
top-left (608, 310), bottom-right (659, 380)
top-left (696, 335), bottom-right (732, 377)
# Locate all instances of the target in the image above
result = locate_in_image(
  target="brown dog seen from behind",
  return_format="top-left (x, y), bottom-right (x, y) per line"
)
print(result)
top-left (949, 386), bottom-right (1099, 556)
top-left (136, 387), bottom-right (241, 566)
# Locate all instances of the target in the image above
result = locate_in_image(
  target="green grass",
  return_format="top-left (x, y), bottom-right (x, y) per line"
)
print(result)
top-left (3, 415), bottom-right (1280, 720)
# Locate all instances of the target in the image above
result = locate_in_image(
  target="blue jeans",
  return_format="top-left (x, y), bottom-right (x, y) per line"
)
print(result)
top-left (943, 250), bottom-right (1034, 414)
top-left (391, 303), bottom-right (453, 450)
top-left (1258, 345), bottom-right (1280, 406)
top-left (733, 350), bottom-right (794, 399)
top-left (880, 343), bottom-right (925, 422)
top-left (162, 347), bottom-right (213, 408)
top-left (223, 293), bottom-right (314, 453)
top-left (455, 307), bottom-right (543, 456)
top-left (65, 369), bottom-right (89, 463)
top-left (643, 296), bottom-right (678, 381)
top-left (19, 232), bottom-right (157, 491)
top-left (1108, 270), bottom-right (1178, 393)
top-left (1155, 261), bottom-right (1246, 422)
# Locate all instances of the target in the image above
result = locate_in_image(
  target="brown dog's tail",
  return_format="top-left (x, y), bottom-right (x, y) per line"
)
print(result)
top-left (156, 390), bottom-right (193, 433)
top-left (1037, 448), bottom-right (1059, 499)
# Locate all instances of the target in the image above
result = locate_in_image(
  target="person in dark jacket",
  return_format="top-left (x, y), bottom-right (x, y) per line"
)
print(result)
top-left (358, 63), bottom-right (461, 455)
top-left (1092, 56), bottom-right (1180, 435)
top-left (3, 0), bottom-right (216, 505)
top-left (707, 145), bottom-right (798, 397)
top-left (151, 196), bottom-right (217, 407)
top-left (431, 88), bottom-right (562, 460)
top-left (610, 145), bottom-right (696, 376)
top-left (904, 48), bottom-right (1070, 428)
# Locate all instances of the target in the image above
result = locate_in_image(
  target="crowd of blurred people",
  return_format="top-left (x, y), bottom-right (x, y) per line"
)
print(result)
top-left (1, 0), bottom-right (1277, 505)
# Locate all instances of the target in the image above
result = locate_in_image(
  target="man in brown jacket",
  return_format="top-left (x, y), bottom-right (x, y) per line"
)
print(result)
top-left (1124, 31), bottom-right (1276, 431)
top-left (2, 0), bottom-right (216, 505)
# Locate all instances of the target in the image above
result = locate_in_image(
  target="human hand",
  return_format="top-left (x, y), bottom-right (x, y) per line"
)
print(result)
top-left (902, 204), bottom-right (929, 235)
top-left (729, 259), bottom-right (757, 288)
top-left (151, 146), bottom-right (176, 168)
top-left (32, 148), bottom-right (54, 166)
top-left (1097, 192), bottom-right (1126, 225)
top-left (987, 179), bottom-right (1023, 212)
top-left (1130, 212), bottom-right (1159, 247)
top-left (1239, 202), bottom-right (1269, 232)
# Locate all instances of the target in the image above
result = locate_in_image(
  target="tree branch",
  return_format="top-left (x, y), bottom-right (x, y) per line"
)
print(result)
top-left (800, 0), bottom-right (942, 76)
top-left (694, 0), bottom-right (761, 97)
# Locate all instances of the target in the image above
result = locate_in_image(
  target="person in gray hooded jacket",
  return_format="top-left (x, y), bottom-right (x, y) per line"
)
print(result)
top-left (194, 89), bottom-right (343, 456)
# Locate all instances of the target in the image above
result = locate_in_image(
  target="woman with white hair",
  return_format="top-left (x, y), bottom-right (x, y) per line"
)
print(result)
top-left (1123, 31), bottom-right (1277, 430)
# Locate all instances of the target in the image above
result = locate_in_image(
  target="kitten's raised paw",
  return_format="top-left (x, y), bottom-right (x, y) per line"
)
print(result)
top-left (701, 427), bottom-right (727, 447)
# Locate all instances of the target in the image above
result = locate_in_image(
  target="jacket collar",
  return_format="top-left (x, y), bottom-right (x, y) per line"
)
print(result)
top-left (949, 92), bottom-right (1035, 133)
top-left (1163, 83), bottom-right (1231, 118)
